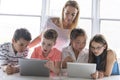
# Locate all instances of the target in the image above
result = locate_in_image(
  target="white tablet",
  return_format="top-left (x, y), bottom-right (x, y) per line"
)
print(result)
top-left (67, 62), bottom-right (96, 78)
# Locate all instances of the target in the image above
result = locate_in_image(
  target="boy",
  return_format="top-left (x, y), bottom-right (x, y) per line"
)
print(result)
top-left (0, 28), bottom-right (32, 75)
top-left (31, 29), bottom-right (61, 76)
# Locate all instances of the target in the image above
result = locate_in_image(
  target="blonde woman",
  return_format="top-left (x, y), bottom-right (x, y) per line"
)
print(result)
top-left (28, 0), bottom-right (80, 51)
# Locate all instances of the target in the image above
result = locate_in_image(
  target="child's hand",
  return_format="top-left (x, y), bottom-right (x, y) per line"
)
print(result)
top-left (6, 64), bottom-right (14, 75)
top-left (45, 61), bottom-right (55, 72)
top-left (5, 64), bottom-right (19, 75)
top-left (98, 71), bottom-right (104, 78)
top-left (64, 56), bottom-right (74, 62)
top-left (91, 71), bottom-right (98, 79)
top-left (44, 61), bottom-right (60, 75)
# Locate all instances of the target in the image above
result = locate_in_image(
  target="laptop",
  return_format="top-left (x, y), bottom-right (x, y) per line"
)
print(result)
top-left (67, 62), bottom-right (96, 78)
top-left (19, 58), bottom-right (49, 77)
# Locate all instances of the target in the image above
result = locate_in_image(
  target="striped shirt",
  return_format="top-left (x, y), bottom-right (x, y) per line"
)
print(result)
top-left (0, 42), bottom-right (28, 65)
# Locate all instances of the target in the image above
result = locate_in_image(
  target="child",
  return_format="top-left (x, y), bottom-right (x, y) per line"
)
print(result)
top-left (62, 28), bottom-right (88, 68)
top-left (0, 28), bottom-right (32, 75)
top-left (31, 29), bottom-right (61, 76)
top-left (88, 34), bottom-right (120, 79)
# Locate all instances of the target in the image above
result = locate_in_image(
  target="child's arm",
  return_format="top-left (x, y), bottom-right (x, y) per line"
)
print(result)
top-left (92, 50), bottom-right (116, 79)
top-left (45, 61), bottom-right (61, 75)
top-left (62, 56), bottom-right (74, 68)
top-left (3, 64), bottom-right (19, 75)
top-left (62, 48), bottom-right (75, 69)
top-left (104, 50), bottom-right (116, 76)
top-left (91, 71), bottom-right (98, 79)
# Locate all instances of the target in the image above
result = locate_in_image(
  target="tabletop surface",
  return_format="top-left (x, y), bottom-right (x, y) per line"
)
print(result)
top-left (0, 68), bottom-right (120, 80)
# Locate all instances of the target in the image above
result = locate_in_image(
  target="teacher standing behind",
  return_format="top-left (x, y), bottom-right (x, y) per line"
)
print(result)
top-left (28, 0), bottom-right (80, 51)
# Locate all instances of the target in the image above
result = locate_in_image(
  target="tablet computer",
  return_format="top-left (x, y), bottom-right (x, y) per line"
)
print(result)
top-left (67, 62), bottom-right (96, 78)
top-left (19, 58), bottom-right (49, 77)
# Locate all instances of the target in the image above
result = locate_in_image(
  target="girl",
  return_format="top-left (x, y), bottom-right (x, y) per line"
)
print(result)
top-left (62, 28), bottom-right (88, 68)
top-left (88, 34), bottom-right (120, 79)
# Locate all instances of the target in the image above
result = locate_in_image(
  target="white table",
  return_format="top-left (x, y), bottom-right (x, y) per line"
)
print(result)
top-left (0, 69), bottom-right (120, 80)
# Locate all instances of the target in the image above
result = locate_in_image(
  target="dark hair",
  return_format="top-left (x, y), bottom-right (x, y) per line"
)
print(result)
top-left (69, 28), bottom-right (87, 45)
top-left (70, 28), bottom-right (87, 40)
top-left (13, 28), bottom-right (32, 41)
top-left (88, 34), bottom-right (108, 71)
top-left (43, 29), bottom-right (58, 42)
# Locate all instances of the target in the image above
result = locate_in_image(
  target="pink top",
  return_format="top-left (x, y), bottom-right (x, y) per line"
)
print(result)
top-left (31, 46), bottom-right (61, 62)
top-left (42, 18), bottom-right (70, 51)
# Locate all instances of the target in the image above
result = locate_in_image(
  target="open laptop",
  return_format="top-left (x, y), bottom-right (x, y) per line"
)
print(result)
top-left (19, 58), bottom-right (49, 77)
top-left (67, 62), bottom-right (96, 79)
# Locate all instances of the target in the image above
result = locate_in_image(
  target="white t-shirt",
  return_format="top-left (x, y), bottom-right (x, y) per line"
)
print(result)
top-left (62, 46), bottom-right (89, 63)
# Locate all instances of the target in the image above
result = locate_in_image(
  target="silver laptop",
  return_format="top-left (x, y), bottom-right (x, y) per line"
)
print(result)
top-left (19, 58), bottom-right (49, 77)
top-left (67, 62), bottom-right (96, 78)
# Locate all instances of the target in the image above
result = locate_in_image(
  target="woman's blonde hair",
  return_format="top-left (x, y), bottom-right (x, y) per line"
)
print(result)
top-left (62, 0), bottom-right (80, 29)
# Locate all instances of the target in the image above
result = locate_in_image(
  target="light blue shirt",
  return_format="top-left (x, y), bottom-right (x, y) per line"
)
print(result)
top-left (111, 61), bottom-right (120, 75)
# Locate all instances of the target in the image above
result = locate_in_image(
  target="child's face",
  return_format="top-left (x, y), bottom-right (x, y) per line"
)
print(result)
top-left (90, 41), bottom-right (106, 56)
top-left (41, 38), bottom-right (55, 54)
top-left (12, 38), bottom-right (30, 53)
top-left (71, 36), bottom-right (86, 52)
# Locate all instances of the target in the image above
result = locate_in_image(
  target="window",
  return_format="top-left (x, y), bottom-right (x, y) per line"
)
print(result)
top-left (49, 0), bottom-right (67, 17)
top-left (77, 0), bottom-right (92, 48)
top-left (0, 0), bottom-right (42, 43)
top-left (0, 0), bottom-right (42, 15)
top-left (100, 0), bottom-right (120, 58)
top-left (101, 21), bottom-right (120, 57)
top-left (0, 15), bottom-right (40, 43)
top-left (0, 0), bottom-right (120, 58)
top-left (78, 19), bottom-right (91, 48)
top-left (100, 0), bottom-right (120, 19)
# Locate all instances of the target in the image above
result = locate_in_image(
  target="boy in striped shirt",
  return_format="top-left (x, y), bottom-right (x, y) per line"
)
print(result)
top-left (0, 28), bottom-right (31, 75)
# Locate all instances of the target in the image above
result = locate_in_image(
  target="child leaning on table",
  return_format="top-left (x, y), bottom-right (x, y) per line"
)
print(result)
top-left (88, 34), bottom-right (120, 79)
top-left (62, 28), bottom-right (89, 68)
top-left (31, 29), bottom-right (61, 76)
top-left (0, 28), bottom-right (32, 75)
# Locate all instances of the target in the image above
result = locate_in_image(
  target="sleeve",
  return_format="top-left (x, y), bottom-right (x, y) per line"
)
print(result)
top-left (57, 51), bottom-right (62, 62)
top-left (61, 47), bottom-right (70, 61)
top-left (0, 44), bottom-right (8, 65)
top-left (41, 16), bottom-right (50, 33)
top-left (53, 49), bottom-right (62, 62)
top-left (31, 47), bottom-right (38, 58)
top-left (22, 48), bottom-right (28, 58)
